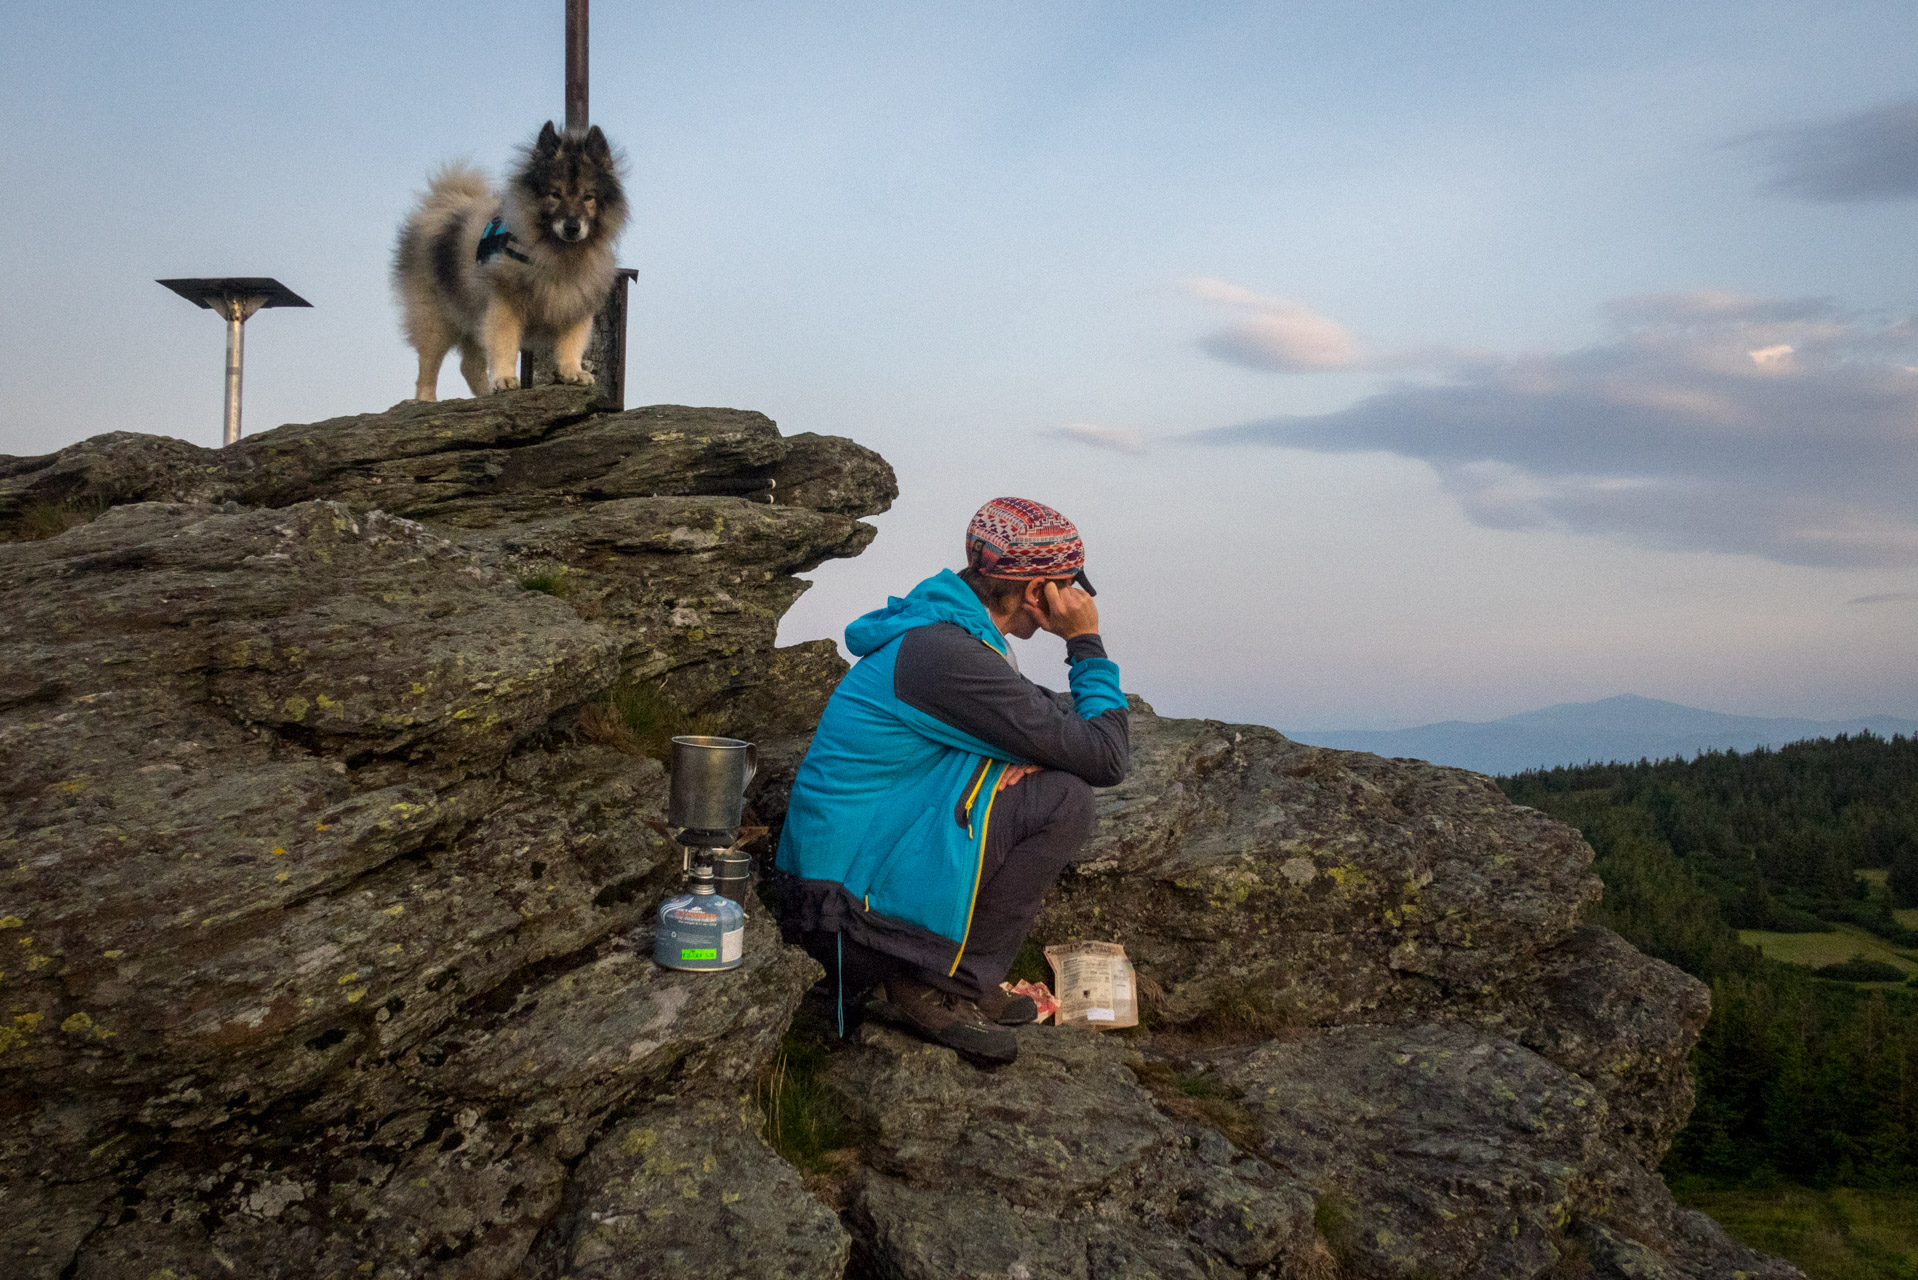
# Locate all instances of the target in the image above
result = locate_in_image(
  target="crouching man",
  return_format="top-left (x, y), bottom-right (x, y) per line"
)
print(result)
top-left (775, 497), bottom-right (1129, 1066)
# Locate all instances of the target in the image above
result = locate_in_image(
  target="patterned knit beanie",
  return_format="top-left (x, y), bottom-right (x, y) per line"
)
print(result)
top-left (964, 497), bottom-right (1095, 596)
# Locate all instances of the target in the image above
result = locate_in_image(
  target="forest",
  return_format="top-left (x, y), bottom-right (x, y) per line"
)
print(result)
top-left (1501, 733), bottom-right (1918, 1187)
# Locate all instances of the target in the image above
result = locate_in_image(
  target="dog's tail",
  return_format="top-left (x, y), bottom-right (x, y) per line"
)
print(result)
top-left (394, 163), bottom-right (495, 315)
top-left (409, 163), bottom-right (493, 226)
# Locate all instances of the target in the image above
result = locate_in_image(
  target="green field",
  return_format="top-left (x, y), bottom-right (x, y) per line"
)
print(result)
top-left (1738, 921), bottom-right (1918, 983)
top-left (1677, 1185), bottom-right (1918, 1280)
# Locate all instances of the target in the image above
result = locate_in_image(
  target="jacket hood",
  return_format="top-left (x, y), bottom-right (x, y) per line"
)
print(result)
top-left (844, 569), bottom-right (1005, 658)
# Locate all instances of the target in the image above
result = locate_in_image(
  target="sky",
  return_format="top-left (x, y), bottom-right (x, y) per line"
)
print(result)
top-left (3, 2), bottom-right (1916, 731)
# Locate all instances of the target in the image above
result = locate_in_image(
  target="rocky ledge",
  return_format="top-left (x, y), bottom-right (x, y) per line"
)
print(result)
top-left (0, 391), bottom-right (1795, 1279)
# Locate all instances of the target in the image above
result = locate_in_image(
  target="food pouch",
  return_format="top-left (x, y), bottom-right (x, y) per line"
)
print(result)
top-left (1043, 941), bottom-right (1138, 1030)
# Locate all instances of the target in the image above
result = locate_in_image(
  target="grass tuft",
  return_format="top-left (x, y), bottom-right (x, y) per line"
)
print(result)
top-left (8, 497), bottom-right (107, 542)
top-left (756, 1019), bottom-right (861, 1177)
top-left (577, 678), bottom-right (722, 761)
top-left (1312, 1188), bottom-right (1361, 1276)
top-left (520, 569), bottom-right (574, 598)
top-left (1005, 937), bottom-right (1050, 986)
top-left (1299, 1234), bottom-right (1344, 1280)
top-left (1129, 1058), bottom-right (1259, 1151)
top-left (1186, 974), bottom-right (1302, 1043)
top-left (1135, 969), bottom-right (1167, 1012)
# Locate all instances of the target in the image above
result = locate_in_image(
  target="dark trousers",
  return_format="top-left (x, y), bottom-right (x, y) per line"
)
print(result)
top-left (801, 768), bottom-right (1095, 1003)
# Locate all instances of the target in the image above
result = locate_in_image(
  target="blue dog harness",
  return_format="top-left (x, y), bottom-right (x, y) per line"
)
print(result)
top-left (477, 217), bottom-right (531, 265)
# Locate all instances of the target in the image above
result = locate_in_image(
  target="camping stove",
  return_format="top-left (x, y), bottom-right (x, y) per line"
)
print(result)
top-left (653, 735), bottom-right (757, 973)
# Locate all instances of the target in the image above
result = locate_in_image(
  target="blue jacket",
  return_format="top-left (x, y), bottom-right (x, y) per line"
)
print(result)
top-left (776, 570), bottom-right (1127, 977)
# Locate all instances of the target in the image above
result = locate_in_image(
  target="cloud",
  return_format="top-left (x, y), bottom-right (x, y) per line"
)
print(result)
top-left (1046, 422), bottom-right (1147, 455)
top-left (1749, 94), bottom-right (1918, 202)
top-left (1196, 291), bottom-right (1918, 567)
top-left (1850, 591), bottom-right (1918, 606)
top-left (1180, 277), bottom-right (1360, 372)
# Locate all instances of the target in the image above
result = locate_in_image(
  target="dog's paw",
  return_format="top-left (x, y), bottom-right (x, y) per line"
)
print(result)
top-left (489, 376), bottom-right (521, 393)
top-left (556, 367), bottom-right (595, 386)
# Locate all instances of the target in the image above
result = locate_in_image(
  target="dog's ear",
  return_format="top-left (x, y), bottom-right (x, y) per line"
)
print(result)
top-left (536, 121), bottom-right (561, 154)
top-left (584, 124), bottom-right (611, 162)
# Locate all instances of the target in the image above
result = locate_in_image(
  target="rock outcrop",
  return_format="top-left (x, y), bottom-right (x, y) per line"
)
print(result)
top-left (1040, 707), bottom-right (1603, 1032)
top-left (820, 706), bottom-right (1785, 1280)
top-left (0, 390), bottom-right (884, 1278)
top-left (1032, 707), bottom-right (1711, 1168)
top-left (0, 391), bottom-right (1796, 1279)
top-left (829, 1022), bottom-right (1318, 1279)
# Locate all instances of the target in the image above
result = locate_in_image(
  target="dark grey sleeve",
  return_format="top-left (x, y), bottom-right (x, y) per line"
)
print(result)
top-left (894, 623), bottom-right (1129, 786)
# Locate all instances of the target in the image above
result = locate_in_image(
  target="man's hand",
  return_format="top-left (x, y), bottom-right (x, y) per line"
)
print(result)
top-left (1032, 581), bottom-right (1099, 640)
top-left (996, 763), bottom-right (1043, 792)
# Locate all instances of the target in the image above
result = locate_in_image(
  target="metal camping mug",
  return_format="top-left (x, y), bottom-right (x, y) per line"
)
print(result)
top-left (667, 735), bottom-right (758, 833)
top-left (712, 847), bottom-right (754, 907)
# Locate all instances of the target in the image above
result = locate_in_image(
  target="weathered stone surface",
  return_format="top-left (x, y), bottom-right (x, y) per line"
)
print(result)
top-left (1032, 703), bottom-right (1710, 1168)
top-left (1039, 703), bottom-right (1605, 1033)
top-left (0, 430), bottom-right (232, 513)
top-left (1490, 924), bottom-right (1712, 1168)
top-left (0, 391), bottom-right (888, 1277)
top-left (1215, 1025), bottom-right (1604, 1278)
top-left (819, 1016), bottom-right (1794, 1280)
top-left (824, 1023), bottom-right (1317, 1280)
top-left (1206, 1023), bottom-right (1801, 1280)
top-left (1, 391), bottom-right (899, 534)
top-left (1009, 705), bottom-right (1787, 1278)
top-left (535, 1095), bottom-right (851, 1280)
top-left (1, 388), bottom-right (894, 731)
top-left (0, 500), bottom-right (670, 1125)
top-left (47, 916), bottom-right (818, 1280)
top-left (460, 493), bottom-right (873, 723)
top-left (10, 1177), bottom-right (113, 1280)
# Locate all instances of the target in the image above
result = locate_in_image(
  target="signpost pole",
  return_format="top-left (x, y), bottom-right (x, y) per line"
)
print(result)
top-left (524, 0), bottom-right (632, 410)
top-left (566, 0), bottom-right (588, 130)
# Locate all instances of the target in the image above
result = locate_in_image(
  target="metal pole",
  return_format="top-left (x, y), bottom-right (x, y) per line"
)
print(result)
top-left (223, 308), bottom-right (244, 446)
top-left (214, 293), bottom-right (267, 446)
top-left (565, 0), bottom-right (588, 130)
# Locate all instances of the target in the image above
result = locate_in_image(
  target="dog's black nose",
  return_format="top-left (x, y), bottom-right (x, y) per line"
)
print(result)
top-left (559, 219), bottom-right (585, 241)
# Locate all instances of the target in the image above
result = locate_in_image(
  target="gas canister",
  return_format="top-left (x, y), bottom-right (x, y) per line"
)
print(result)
top-left (653, 876), bottom-right (745, 972)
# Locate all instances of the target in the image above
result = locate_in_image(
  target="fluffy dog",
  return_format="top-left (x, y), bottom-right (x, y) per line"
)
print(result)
top-left (393, 121), bottom-right (628, 400)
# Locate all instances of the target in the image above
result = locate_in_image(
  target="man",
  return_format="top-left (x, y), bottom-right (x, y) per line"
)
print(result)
top-left (776, 497), bottom-right (1129, 1066)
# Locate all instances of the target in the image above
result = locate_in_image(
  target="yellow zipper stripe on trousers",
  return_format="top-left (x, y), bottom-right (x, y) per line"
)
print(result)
top-left (949, 763), bottom-right (1002, 977)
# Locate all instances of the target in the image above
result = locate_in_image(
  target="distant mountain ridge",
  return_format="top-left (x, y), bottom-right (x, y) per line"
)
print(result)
top-left (1290, 693), bottom-right (1918, 777)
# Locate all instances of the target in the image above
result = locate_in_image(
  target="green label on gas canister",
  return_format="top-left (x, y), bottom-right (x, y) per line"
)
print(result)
top-left (681, 947), bottom-right (718, 961)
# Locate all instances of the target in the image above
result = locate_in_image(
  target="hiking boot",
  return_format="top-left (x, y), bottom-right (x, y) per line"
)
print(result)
top-left (974, 985), bottom-right (1040, 1026)
top-left (876, 974), bottom-right (1019, 1066)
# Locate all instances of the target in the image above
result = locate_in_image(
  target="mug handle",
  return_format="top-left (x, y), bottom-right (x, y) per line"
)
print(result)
top-left (743, 743), bottom-right (758, 787)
